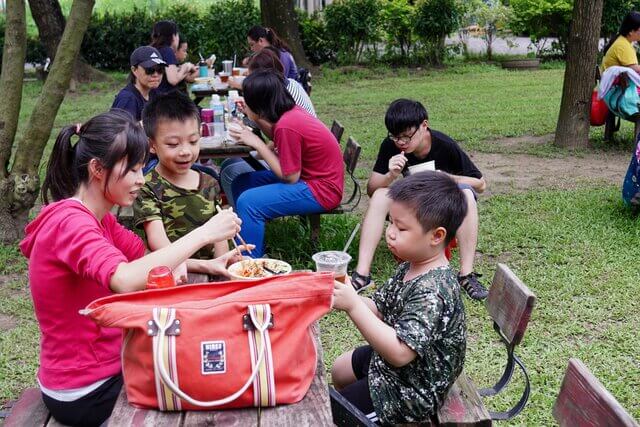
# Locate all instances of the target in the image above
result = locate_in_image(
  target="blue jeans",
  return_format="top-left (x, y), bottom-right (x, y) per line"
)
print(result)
top-left (232, 170), bottom-right (325, 257)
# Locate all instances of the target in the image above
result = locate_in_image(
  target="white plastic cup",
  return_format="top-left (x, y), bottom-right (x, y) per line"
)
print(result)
top-left (312, 251), bottom-right (352, 283)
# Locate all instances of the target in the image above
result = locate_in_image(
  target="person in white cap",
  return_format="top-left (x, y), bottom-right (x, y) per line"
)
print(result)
top-left (111, 45), bottom-right (167, 122)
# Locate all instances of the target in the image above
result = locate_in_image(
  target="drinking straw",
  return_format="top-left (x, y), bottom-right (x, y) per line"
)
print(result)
top-left (199, 52), bottom-right (204, 62)
top-left (342, 222), bottom-right (361, 253)
top-left (233, 53), bottom-right (237, 69)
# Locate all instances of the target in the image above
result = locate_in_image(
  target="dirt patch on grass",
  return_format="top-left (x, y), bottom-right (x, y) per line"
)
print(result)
top-left (0, 314), bottom-right (17, 331)
top-left (470, 139), bottom-right (629, 196)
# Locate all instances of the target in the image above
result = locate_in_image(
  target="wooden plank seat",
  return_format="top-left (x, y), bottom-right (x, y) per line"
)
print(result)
top-left (330, 263), bottom-right (535, 426)
top-left (308, 136), bottom-right (362, 246)
top-left (5, 326), bottom-right (332, 427)
top-left (331, 120), bottom-right (345, 144)
top-left (552, 358), bottom-right (639, 427)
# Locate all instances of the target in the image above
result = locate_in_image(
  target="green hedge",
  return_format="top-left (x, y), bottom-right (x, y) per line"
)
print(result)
top-left (82, 0), bottom-right (259, 70)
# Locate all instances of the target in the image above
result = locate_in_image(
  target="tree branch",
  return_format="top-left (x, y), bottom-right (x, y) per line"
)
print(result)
top-left (0, 0), bottom-right (26, 178)
top-left (12, 0), bottom-right (95, 177)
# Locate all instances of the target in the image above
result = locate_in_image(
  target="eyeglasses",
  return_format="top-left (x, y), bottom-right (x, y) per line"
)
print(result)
top-left (388, 126), bottom-right (420, 144)
top-left (143, 66), bottom-right (164, 76)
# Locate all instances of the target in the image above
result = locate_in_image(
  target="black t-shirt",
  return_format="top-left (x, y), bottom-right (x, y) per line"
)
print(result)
top-left (372, 128), bottom-right (482, 178)
top-left (111, 83), bottom-right (150, 122)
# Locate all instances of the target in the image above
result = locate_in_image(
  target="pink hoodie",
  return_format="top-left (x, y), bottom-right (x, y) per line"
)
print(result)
top-left (20, 199), bottom-right (145, 389)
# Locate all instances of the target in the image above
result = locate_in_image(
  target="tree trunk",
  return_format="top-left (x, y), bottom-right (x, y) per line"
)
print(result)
top-left (0, 0), bottom-right (26, 179)
top-left (554, 0), bottom-right (604, 148)
top-left (0, 0), bottom-right (95, 244)
top-left (260, 0), bottom-right (312, 70)
top-left (28, 0), bottom-right (107, 83)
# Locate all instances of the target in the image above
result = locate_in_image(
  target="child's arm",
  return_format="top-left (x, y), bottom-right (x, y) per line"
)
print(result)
top-left (361, 296), bottom-right (382, 319)
top-left (333, 281), bottom-right (416, 368)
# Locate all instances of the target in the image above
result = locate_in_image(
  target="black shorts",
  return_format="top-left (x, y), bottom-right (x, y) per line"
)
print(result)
top-left (41, 374), bottom-right (123, 427)
top-left (338, 345), bottom-right (378, 423)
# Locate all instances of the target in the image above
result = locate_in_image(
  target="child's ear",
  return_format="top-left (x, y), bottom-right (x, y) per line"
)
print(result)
top-left (431, 227), bottom-right (447, 246)
top-left (149, 139), bottom-right (158, 154)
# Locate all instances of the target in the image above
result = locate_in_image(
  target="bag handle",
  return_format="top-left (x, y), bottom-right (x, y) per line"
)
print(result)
top-left (153, 305), bottom-right (271, 407)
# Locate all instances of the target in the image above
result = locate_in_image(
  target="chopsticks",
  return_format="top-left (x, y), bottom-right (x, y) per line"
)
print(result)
top-left (215, 205), bottom-right (253, 256)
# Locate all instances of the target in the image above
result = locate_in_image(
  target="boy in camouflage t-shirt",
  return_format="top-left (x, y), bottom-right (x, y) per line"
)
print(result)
top-left (332, 171), bottom-right (467, 425)
top-left (134, 91), bottom-right (243, 280)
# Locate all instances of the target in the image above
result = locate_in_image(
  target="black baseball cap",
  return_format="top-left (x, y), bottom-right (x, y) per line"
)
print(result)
top-left (130, 46), bottom-right (167, 68)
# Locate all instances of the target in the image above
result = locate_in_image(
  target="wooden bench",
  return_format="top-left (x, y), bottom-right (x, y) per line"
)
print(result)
top-left (330, 263), bottom-right (535, 426)
top-left (552, 358), bottom-right (639, 427)
top-left (331, 120), bottom-right (345, 144)
top-left (5, 325), bottom-right (332, 427)
top-left (308, 136), bottom-right (362, 246)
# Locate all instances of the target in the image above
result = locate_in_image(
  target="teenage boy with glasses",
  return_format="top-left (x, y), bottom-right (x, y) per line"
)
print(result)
top-left (111, 46), bottom-right (167, 122)
top-left (351, 99), bottom-right (489, 300)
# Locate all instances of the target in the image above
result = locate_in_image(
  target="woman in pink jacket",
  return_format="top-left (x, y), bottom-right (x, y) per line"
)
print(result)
top-left (20, 110), bottom-right (244, 426)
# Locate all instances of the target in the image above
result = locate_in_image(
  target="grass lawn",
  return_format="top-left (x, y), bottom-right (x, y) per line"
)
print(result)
top-left (1, 63), bottom-right (639, 425)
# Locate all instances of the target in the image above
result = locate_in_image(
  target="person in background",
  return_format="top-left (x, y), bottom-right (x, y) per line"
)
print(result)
top-left (601, 11), bottom-right (640, 73)
top-left (228, 71), bottom-right (343, 257)
top-left (246, 25), bottom-right (298, 80)
top-left (150, 20), bottom-right (197, 94)
top-left (111, 46), bottom-right (166, 122)
top-left (19, 110), bottom-right (242, 426)
top-left (350, 99), bottom-right (488, 300)
top-left (173, 34), bottom-right (194, 95)
top-left (221, 48), bottom-right (316, 207)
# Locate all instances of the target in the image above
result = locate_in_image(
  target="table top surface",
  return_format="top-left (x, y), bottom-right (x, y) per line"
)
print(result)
top-left (199, 137), bottom-right (252, 158)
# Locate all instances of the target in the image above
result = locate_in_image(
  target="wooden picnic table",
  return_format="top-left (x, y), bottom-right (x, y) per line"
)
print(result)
top-left (5, 324), bottom-right (333, 427)
top-left (199, 137), bottom-right (253, 160)
top-left (192, 87), bottom-right (230, 106)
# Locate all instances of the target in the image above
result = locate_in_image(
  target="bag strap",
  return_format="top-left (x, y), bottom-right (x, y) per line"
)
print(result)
top-left (152, 304), bottom-right (272, 408)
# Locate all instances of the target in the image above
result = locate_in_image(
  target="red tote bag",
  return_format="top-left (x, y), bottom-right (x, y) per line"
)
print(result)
top-left (82, 272), bottom-right (334, 411)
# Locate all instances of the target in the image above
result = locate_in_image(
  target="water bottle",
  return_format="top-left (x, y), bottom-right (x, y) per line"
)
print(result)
top-left (227, 90), bottom-right (239, 117)
top-left (210, 95), bottom-right (225, 123)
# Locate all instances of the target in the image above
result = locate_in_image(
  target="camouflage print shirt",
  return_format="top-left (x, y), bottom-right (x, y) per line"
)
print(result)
top-left (133, 169), bottom-right (221, 259)
top-left (369, 263), bottom-right (466, 425)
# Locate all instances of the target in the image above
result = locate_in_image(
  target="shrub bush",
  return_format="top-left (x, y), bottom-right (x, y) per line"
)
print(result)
top-left (414, 0), bottom-right (461, 65)
top-left (297, 10), bottom-right (335, 65)
top-left (509, 0), bottom-right (572, 58)
top-left (324, 0), bottom-right (382, 63)
top-left (380, 0), bottom-right (415, 59)
top-left (81, 0), bottom-right (258, 70)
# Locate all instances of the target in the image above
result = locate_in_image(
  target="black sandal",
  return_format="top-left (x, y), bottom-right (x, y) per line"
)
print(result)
top-left (351, 271), bottom-right (372, 293)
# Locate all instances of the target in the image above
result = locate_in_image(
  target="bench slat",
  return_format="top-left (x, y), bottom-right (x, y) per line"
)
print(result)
top-left (552, 359), bottom-right (639, 427)
top-left (4, 388), bottom-right (50, 427)
top-left (259, 324), bottom-right (332, 426)
top-left (108, 388), bottom-right (183, 427)
top-left (183, 409), bottom-right (258, 426)
top-left (486, 264), bottom-right (535, 345)
top-left (437, 373), bottom-right (492, 427)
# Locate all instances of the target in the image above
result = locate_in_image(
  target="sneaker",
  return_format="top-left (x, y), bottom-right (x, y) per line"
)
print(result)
top-left (351, 271), bottom-right (373, 294)
top-left (457, 272), bottom-right (488, 301)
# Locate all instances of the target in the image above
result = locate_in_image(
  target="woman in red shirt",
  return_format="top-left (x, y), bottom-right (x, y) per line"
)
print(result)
top-left (229, 70), bottom-right (344, 257)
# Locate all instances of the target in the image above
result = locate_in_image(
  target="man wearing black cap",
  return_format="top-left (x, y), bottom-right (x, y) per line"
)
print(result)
top-left (111, 46), bottom-right (167, 122)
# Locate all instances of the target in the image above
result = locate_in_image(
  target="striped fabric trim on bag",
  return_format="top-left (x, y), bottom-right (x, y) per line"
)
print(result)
top-left (247, 304), bottom-right (276, 407)
top-left (152, 307), bottom-right (182, 411)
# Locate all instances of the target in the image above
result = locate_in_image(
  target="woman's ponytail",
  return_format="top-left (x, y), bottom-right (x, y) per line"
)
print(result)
top-left (41, 124), bottom-right (80, 204)
top-left (265, 27), bottom-right (291, 53)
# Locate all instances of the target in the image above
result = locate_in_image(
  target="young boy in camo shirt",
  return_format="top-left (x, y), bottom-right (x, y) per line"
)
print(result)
top-left (331, 171), bottom-right (467, 425)
top-left (134, 91), bottom-right (231, 278)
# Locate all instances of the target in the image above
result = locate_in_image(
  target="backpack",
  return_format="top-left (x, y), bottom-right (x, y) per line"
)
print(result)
top-left (603, 72), bottom-right (640, 121)
top-left (622, 139), bottom-right (640, 209)
top-left (297, 67), bottom-right (312, 95)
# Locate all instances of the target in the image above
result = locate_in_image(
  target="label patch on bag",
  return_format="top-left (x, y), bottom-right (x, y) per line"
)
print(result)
top-left (201, 341), bottom-right (226, 374)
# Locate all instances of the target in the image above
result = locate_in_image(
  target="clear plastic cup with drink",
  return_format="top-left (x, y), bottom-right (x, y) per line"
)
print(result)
top-left (146, 266), bottom-right (177, 289)
top-left (312, 251), bottom-right (352, 283)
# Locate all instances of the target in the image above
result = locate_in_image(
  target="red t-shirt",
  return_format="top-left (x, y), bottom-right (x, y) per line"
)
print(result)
top-left (273, 106), bottom-right (344, 210)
